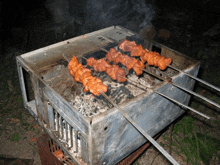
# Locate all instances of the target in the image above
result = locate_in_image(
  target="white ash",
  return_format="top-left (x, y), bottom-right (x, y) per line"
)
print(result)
top-left (70, 93), bottom-right (109, 117)
top-left (125, 74), bottom-right (151, 96)
top-left (103, 81), bottom-right (124, 88)
top-left (103, 81), bottom-right (133, 104)
top-left (44, 64), bottom-right (153, 117)
top-left (69, 81), bottom-right (133, 117)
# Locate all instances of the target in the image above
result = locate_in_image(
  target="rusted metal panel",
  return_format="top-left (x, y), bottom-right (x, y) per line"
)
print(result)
top-left (37, 134), bottom-right (63, 165)
top-left (37, 134), bottom-right (75, 165)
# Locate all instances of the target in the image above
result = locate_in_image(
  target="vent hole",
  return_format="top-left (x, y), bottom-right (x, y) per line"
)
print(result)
top-left (152, 45), bottom-right (161, 54)
top-left (98, 37), bottom-right (105, 41)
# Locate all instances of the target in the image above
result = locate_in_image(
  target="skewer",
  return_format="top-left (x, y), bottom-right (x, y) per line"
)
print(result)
top-left (63, 53), bottom-right (179, 164)
top-left (65, 52), bottom-right (211, 119)
top-left (113, 37), bottom-right (220, 92)
top-left (168, 65), bottom-right (220, 92)
top-left (82, 55), bottom-right (210, 118)
top-left (63, 53), bottom-right (71, 62)
top-left (81, 36), bottom-right (220, 109)
top-left (141, 68), bottom-right (220, 109)
top-left (125, 77), bottom-right (210, 119)
top-left (100, 91), bottom-right (180, 165)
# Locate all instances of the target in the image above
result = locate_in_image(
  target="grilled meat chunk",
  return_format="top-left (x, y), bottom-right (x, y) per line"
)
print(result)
top-left (87, 57), bottom-right (127, 82)
top-left (118, 39), bottom-right (172, 70)
top-left (68, 56), bottom-right (108, 96)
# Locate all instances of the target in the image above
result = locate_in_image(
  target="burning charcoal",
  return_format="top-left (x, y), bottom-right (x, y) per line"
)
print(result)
top-left (67, 73), bottom-right (149, 116)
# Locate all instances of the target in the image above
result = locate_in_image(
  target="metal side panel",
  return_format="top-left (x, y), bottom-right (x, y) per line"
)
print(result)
top-left (17, 26), bottom-right (135, 71)
top-left (89, 65), bottom-right (199, 165)
top-left (16, 57), bottom-right (38, 119)
top-left (43, 85), bottom-right (90, 135)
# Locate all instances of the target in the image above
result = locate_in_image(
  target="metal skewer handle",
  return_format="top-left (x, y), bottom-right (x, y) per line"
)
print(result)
top-left (154, 91), bottom-right (210, 119)
top-left (127, 78), bottom-right (211, 119)
top-left (142, 69), bottom-right (220, 109)
top-left (172, 83), bottom-right (220, 109)
top-left (168, 65), bottom-right (220, 92)
top-left (100, 91), bottom-right (180, 165)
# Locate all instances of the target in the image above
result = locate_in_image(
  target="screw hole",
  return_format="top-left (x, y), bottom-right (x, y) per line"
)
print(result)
top-left (104, 127), bottom-right (108, 131)
top-left (98, 37), bottom-right (105, 41)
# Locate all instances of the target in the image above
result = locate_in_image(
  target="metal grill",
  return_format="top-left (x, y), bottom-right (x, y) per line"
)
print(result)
top-left (16, 26), bottom-right (220, 165)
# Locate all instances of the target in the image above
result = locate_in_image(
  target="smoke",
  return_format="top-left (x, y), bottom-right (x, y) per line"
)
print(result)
top-left (82, 0), bottom-right (155, 33)
top-left (45, 0), bottom-right (155, 38)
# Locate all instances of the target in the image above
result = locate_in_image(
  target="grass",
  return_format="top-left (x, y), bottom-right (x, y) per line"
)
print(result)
top-left (0, 54), bottom-right (39, 144)
top-left (160, 84), bottom-right (220, 165)
top-left (12, 133), bottom-right (20, 142)
top-left (160, 114), bottom-right (220, 165)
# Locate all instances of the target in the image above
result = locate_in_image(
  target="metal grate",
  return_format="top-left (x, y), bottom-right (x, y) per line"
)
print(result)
top-left (47, 102), bottom-right (81, 156)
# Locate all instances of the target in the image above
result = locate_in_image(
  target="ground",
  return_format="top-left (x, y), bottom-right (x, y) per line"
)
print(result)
top-left (1, 0), bottom-right (220, 164)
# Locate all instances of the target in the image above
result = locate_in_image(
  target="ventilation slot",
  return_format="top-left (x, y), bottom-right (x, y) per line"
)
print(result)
top-left (97, 36), bottom-right (113, 44)
top-left (48, 108), bottom-right (80, 154)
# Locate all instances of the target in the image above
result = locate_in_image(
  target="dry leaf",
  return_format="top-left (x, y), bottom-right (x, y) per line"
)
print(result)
top-left (10, 118), bottom-right (20, 123)
top-left (32, 124), bottom-right (37, 128)
top-left (30, 138), bottom-right (38, 142)
top-left (53, 150), bottom-right (64, 159)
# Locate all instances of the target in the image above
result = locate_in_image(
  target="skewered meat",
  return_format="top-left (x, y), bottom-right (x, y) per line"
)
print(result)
top-left (106, 48), bottom-right (121, 63)
top-left (106, 48), bottom-right (145, 75)
top-left (106, 65), bottom-right (127, 82)
top-left (118, 39), bottom-right (172, 70)
top-left (130, 45), bottom-right (146, 57)
top-left (142, 52), bottom-right (172, 70)
top-left (87, 57), bottom-right (111, 72)
top-left (133, 60), bottom-right (146, 75)
top-left (118, 39), bottom-right (137, 52)
top-left (74, 67), bottom-right (91, 82)
top-left (86, 57), bottom-right (127, 82)
top-left (68, 56), bottom-right (108, 96)
top-left (158, 56), bottom-right (172, 70)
